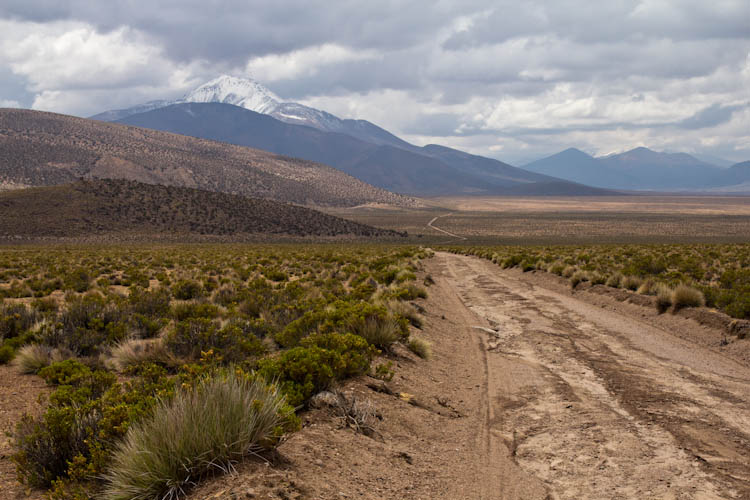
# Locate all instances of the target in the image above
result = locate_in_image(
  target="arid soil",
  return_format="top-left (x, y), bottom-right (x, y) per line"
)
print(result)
top-left (0, 367), bottom-right (49, 500)
top-left (439, 252), bottom-right (750, 499)
top-left (329, 196), bottom-right (750, 243)
top-left (2, 252), bottom-right (749, 499)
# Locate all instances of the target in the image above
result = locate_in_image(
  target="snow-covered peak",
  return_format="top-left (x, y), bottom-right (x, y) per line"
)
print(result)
top-left (181, 75), bottom-right (281, 114)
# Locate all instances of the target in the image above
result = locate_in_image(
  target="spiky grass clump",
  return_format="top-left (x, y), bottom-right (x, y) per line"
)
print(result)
top-left (106, 338), bottom-right (170, 372)
top-left (387, 300), bottom-right (423, 328)
top-left (408, 336), bottom-right (432, 359)
top-left (672, 284), bottom-right (705, 310)
top-left (355, 316), bottom-right (402, 351)
top-left (13, 344), bottom-right (53, 374)
top-left (655, 284), bottom-right (674, 313)
top-left (102, 373), bottom-right (288, 500)
top-left (589, 272), bottom-right (606, 285)
top-left (621, 275), bottom-right (643, 291)
top-left (637, 279), bottom-right (656, 295)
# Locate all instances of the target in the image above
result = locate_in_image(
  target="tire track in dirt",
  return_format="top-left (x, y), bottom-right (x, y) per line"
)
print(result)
top-left (438, 252), bottom-right (750, 500)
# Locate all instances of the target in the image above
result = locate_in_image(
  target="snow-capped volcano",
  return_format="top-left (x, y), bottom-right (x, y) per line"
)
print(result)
top-left (90, 75), bottom-right (410, 148)
top-left (181, 75), bottom-right (280, 114)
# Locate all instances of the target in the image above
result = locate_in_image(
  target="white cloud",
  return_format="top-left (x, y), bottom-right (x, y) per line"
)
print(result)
top-left (245, 43), bottom-right (381, 82)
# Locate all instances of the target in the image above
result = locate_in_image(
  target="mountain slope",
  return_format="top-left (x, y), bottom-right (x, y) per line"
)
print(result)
top-left (0, 108), bottom-right (417, 208)
top-left (0, 179), bottom-right (402, 240)
top-left (116, 102), bottom-right (614, 196)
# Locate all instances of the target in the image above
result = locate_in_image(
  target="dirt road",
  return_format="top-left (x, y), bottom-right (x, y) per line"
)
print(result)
top-left (436, 251), bottom-right (750, 499)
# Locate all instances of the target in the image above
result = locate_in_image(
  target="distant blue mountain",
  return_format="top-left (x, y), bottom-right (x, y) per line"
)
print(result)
top-left (524, 147), bottom-right (749, 191)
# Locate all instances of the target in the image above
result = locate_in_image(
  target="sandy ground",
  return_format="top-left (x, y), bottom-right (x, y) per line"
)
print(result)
top-left (432, 196), bottom-right (750, 215)
top-left (438, 252), bottom-right (750, 499)
top-left (2, 252), bottom-right (749, 499)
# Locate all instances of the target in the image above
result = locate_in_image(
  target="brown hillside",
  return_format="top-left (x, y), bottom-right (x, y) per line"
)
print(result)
top-left (0, 108), bottom-right (418, 208)
top-left (0, 179), bottom-right (405, 240)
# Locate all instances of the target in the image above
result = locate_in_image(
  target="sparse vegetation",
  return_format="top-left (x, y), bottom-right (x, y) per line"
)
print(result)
top-left (444, 244), bottom-right (750, 320)
top-left (2, 244), bottom-right (430, 498)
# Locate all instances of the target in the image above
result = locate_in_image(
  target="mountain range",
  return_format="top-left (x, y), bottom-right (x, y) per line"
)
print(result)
top-left (93, 75), bottom-right (615, 197)
top-left (523, 148), bottom-right (750, 191)
top-left (0, 108), bottom-right (416, 208)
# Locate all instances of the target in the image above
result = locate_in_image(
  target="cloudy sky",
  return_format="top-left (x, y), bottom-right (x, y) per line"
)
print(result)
top-left (1, 0), bottom-right (748, 164)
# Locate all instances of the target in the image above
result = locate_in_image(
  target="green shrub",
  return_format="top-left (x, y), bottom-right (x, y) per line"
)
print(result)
top-left (57, 294), bottom-right (127, 356)
top-left (13, 368), bottom-right (172, 491)
top-left (64, 268), bottom-right (91, 293)
top-left (213, 285), bottom-right (239, 306)
top-left (165, 319), bottom-right (263, 362)
top-left (102, 374), bottom-right (290, 500)
top-left (171, 280), bottom-right (204, 300)
top-left (0, 343), bottom-right (15, 364)
top-left (672, 284), bottom-right (705, 310)
top-left (0, 303), bottom-right (38, 340)
top-left (128, 287), bottom-right (171, 317)
top-left (301, 333), bottom-right (375, 377)
top-left (171, 301), bottom-right (220, 321)
top-left (394, 283), bottom-right (427, 300)
top-left (259, 334), bottom-right (375, 407)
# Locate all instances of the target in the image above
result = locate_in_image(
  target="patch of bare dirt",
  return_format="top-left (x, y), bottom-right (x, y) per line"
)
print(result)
top-left (439, 252), bottom-right (750, 499)
top-left (0, 365), bottom-right (49, 500)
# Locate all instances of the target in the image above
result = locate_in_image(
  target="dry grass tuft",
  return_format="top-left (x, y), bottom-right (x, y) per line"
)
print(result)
top-left (106, 338), bottom-right (171, 372)
top-left (621, 275), bottom-right (643, 291)
top-left (387, 300), bottom-right (424, 328)
top-left (13, 344), bottom-right (53, 374)
top-left (637, 279), bottom-right (656, 295)
top-left (655, 284), bottom-right (674, 313)
top-left (355, 316), bottom-right (402, 351)
top-left (672, 284), bottom-right (705, 310)
top-left (606, 273), bottom-right (623, 288)
top-left (102, 373), bottom-right (288, 500)
top-left (408, 336), bottom-right (432, 359)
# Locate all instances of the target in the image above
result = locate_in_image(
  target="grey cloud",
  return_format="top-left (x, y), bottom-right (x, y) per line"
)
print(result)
top-left (1, 0), bottom-right (749, 163)
top-left (678, 103), bottom-right (748, 130)
top-left (1, 0), bottom-right (485, 63)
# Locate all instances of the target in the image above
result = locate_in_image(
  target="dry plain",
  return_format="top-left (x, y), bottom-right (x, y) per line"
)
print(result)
top-left (328, 195), bottom-right (750, 244)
